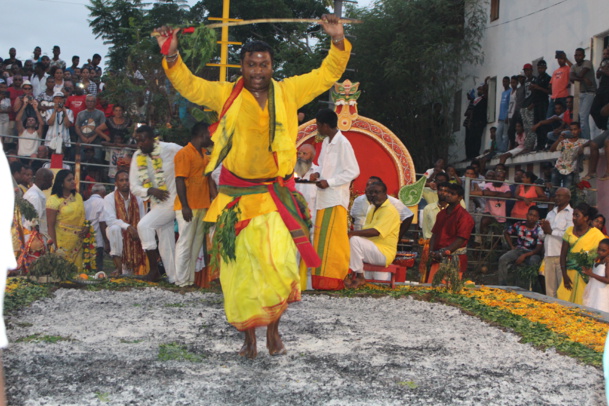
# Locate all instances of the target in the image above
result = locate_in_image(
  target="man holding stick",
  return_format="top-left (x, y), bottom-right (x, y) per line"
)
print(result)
top-left (155, 14), bottom-right (350, 358)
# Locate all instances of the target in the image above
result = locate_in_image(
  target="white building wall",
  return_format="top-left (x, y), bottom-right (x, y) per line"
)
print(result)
top-left (450, 0), bottom-right (609, 163)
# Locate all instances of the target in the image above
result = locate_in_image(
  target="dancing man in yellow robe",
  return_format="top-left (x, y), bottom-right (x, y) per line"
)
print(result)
top-left (154, 14), bottom-right (351, 358)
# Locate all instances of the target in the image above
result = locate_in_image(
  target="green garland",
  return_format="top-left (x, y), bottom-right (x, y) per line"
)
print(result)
top-left (567, 250), bottom-right (597, 283)
top-left (208, 204), bottom-right (241, 271)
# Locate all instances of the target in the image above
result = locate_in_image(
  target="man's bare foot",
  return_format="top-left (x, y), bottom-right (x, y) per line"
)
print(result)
top-left (351, 274), bottom-right (367, 288)
top-left (239, 329), bottom-right (257, 359)
top-left (599, 173), bottom-right (609, 181)
top-left (343, 275), bottom-right (355, 289)
top-left (582, 172), bottom-right (596, 181)
top-left (142, 269), bottom-right (161, 282)
top-left (266, 320), bottom-right (286, 356)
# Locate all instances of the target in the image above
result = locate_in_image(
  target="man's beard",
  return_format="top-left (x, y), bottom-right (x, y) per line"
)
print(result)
top-left (294, 158), bottom-right (312, 178)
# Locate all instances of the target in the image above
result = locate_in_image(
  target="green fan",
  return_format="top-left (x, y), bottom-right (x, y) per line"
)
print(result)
top-left (398, 176), bottom-right (426, 206)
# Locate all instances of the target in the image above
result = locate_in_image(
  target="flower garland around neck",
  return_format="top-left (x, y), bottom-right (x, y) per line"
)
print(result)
top-left (137, 138), bottom-right (167, 203)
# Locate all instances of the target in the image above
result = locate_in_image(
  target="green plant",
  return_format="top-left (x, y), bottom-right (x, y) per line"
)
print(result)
top-left (95, 392), bottom-right (110, 402)
top-left (14, 196), bottom-right (38, 221)
top-left (158, 343), bottom-right (204, 362)
top-left (517, 264), bottom-right (540, 290)
top-left (4, 281), bottom-right (52, 314)
top-left (29, 253), bottom-right (78, 281)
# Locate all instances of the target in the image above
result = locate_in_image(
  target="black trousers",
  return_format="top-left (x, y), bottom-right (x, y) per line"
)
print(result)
top-left (465, 125), bottom-right (485, 160)
top-left (591, 91), bottom-right (609, 131)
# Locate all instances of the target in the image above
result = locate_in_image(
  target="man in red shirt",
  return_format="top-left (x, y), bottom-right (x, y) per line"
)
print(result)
top-left (427, 183), bottom-right (475, 283)
top-left (65, 83), bottom-right (87, 118)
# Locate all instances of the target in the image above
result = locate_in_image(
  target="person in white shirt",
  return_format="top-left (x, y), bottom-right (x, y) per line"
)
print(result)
top-left (313, 109), bottom-right (360, 290)
top-left (294, 143), bottom-right (320, 228)
top-left (22, 168), bottom-right (53, 235)
top-left (351, 176), bottom-right (413, 240)
top-left (44, 92), bottom-right (73, 154)
top-left (30, 63), bottom-right (49, 99)
top-left (101, 170), bottom-right (146, 276)
top-left (129, 125), bottom-right (182, 282)
top-left (539, 187), bottom-right (573, 297)
top-left (84, 184), bottom-right (106, 271)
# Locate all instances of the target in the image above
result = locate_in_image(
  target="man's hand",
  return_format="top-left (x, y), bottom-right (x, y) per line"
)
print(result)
top-left (127, 225), bottom-right (140, 241)
top-left (540, 219), bottom-right (552, 235)
top-left (316, 180), bottom-right (330, 189)
top-left (563, 273), bottom-right (573, 290)
top-left (153, 26), bottom-right (181, 56)
top-left (148, 187), bottom-right (170, 201)
top-left (182, 206), bottom-right (193, 222)
top-left (515, 254), bottom-right (528, 265)
top-left (320, 14), bottom-right (344, 40)
top-left (309, 173), bottom-right (320, 182)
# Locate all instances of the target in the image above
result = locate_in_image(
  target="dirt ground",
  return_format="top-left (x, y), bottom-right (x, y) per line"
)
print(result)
top-left (3, 288), bottom-right (606, 405)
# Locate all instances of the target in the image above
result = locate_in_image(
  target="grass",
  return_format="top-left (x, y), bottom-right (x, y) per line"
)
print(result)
top-left (120, 339), bottom-right (143, 344)
top-left (16, 333), bottom-right (71, 343)
top-left (158, 343), bottom-right (204, 363)
top-left (95, 391), bottom-right (110, 402)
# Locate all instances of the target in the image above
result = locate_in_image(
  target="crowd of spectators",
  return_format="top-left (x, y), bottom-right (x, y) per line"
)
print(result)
top-left (420, 154), bottom-right (609, 312)
top-left (0, 46), bottom-right (134, 198)
top-left (464, 46), bottom-right (609, 184)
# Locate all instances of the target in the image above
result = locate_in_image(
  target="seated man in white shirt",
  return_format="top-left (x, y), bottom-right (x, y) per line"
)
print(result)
top-left (101, 170), bottom-right (147, 276)
top-left (351, 176), bottom-right (413, 241)
top-left (22, 168), bottom-right (54, 235)
top-left (346, 181), bottom-right (400, 288)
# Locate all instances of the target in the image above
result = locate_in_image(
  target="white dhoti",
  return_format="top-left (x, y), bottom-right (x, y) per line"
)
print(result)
top-left (137, 203), bottom-right (176, 283)
top-left (175, 208), bottom-right (207, 287)
top-left (106, 224), bottom-right (124, 257)
top-left (349, 236), bottom-right (388, 280)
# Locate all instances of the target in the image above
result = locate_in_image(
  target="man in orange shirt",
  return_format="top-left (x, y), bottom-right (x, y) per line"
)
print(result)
top-left (174, 122), bottom-right (216, 287)
top-left (548, 51), bottom-right (570, 118)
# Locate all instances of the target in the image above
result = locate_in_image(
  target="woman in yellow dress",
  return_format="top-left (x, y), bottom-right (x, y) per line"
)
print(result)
top-left (557, 203), bottom-right (606, 304)
top-left (46, 170), bottom-right (86, 269)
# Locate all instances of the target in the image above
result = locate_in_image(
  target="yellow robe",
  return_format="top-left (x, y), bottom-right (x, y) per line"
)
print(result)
top-left (164, 41), bottom-right (352, 330)
top-left (557, 226), bottom-right (606, 305)
top-left (46, 193), bottom-right (85, 269)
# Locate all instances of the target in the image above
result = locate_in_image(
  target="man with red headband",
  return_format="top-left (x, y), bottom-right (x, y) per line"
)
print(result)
top-left (154, 14), bottom-right (351, 359)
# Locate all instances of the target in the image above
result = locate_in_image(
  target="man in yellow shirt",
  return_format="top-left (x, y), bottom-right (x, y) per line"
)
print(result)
top-left (346, 180), bottom-right (400, 288)
top-left (174, 122), bottom-right (215, 287)
top-left (154, 14), bottom-right (350, 359)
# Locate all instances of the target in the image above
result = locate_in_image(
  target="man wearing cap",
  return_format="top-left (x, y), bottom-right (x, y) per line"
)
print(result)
top-left (548, 51), bottom-right (570, 119)
top-left (570, 48), bottom-right (597, 140)
top-left (12, 80), bottom-right (37, 121)
top-left (43, 92), bottom-right (73, 154)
